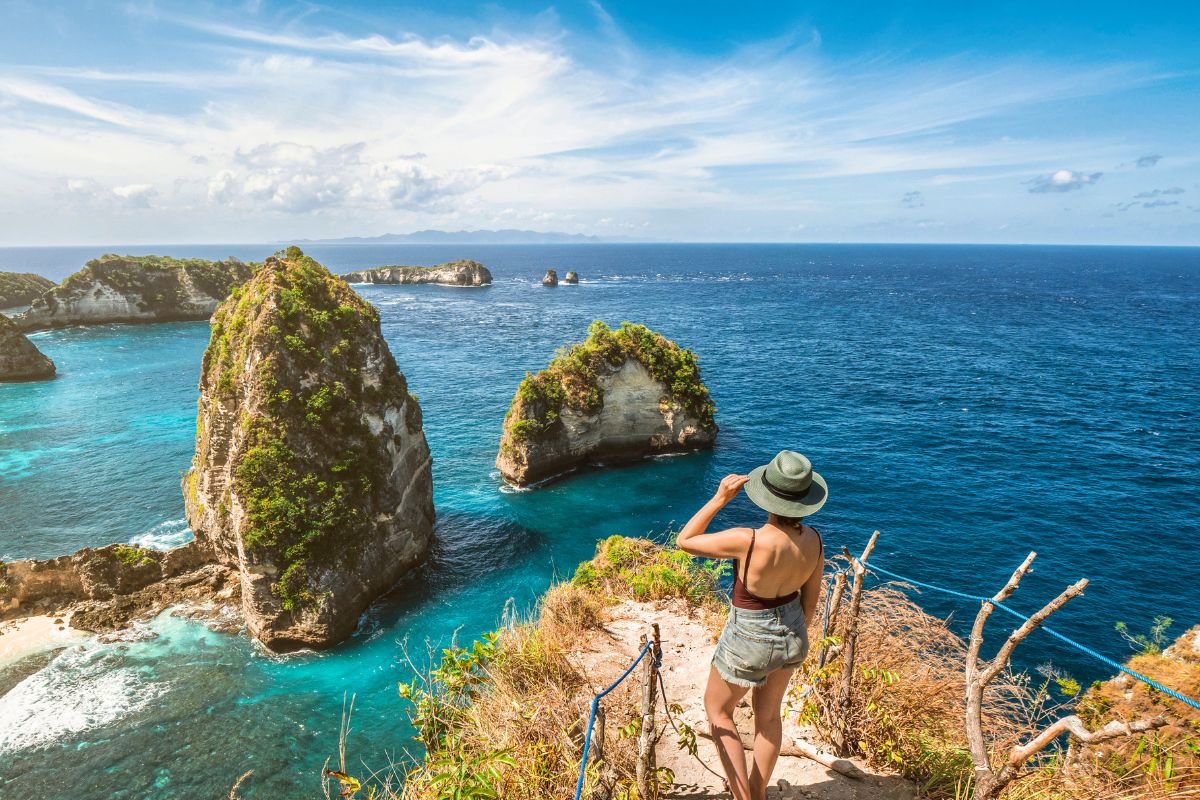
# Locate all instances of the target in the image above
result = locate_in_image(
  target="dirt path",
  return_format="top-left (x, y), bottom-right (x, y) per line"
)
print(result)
top-left (576, 599), bottom-right (916, 800)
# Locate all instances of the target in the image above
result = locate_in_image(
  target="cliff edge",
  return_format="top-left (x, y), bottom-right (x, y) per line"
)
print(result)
top-left (342, 260), bottom-right (491, 286)
top-left (14, 254), bottom-right (256, 331)
top-left (184, 246), bottom-right (434, 651)
top-left (496, 321), bottom-right (717, 486)
top-left (0, 313), bottom-right (55, 381)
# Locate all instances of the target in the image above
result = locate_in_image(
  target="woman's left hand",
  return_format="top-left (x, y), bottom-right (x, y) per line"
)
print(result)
top-left (713, 474), bottom-right (749, 504)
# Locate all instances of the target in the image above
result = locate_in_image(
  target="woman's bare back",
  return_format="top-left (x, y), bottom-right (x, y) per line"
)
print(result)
top-left (739, 523), bottom-right (822, 599)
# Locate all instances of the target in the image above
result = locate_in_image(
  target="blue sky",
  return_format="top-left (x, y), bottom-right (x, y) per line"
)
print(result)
top-left (0, 1), bottom-right (1197, 244)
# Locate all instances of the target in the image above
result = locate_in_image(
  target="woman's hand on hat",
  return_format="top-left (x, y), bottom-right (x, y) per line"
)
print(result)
top-left (713, 474), bottom-right (749, 504)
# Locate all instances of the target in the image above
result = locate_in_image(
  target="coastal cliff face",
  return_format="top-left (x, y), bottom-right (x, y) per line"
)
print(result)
top-left (184, 247), bottom-right (434, 651)
top-left (342, 260), bottom-right (491, 286)
top-left (0, 313), bottom-right (55, 381)
top-left (14, 254), bottom-right (256, 331)
top-left (0, 272), bottom-right (54, 309)
top-left (496, 321), bottom-right (717, 486)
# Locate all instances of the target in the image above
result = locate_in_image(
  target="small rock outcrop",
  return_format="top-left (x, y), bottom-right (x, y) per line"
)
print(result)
top-left (0, 540), bottom-right (222, 629)
top-left (342, 260), bottom-right (491, 286)
top-left (564, 271), bottom-right (579, 284)
top-left (542, 270), bottom-right (558, 287)
top-left (0, 312), bottom-right (55, 381)
top-left (14, 254), bottom-right (257, 331)
top-left (496, 321), bottom-right (718, 486)
top-left (0, 272), bottom-right (54, 309)
top-left (184, 246), bottom-right (435, 651)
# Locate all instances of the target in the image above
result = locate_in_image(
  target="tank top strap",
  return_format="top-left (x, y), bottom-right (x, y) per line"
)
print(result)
top-left (742, 528), bottom-right (757, 585)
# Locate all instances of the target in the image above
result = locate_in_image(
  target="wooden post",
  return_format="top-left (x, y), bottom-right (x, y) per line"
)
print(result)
top-left (590, 705), bottom-right (606, 765)
top-left (636, 627), bottom-right (660, 799)
top-left (831, 531), bottom-right (878, 757)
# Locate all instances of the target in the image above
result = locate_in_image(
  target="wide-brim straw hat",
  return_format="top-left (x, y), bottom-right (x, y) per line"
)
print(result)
top-left (744, 450), bottom-right (828, 518)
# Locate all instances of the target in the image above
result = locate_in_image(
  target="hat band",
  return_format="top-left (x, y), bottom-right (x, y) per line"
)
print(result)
top-left (761, 472), bottom-right (812, 501)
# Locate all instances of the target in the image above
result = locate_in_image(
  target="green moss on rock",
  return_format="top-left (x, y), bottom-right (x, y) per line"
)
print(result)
top-left (0, 272), bottom-right (54, 309)
top-left (507, 321), bottom-right (716, 443)
top-left (187, 248), bottom-right (432, 628)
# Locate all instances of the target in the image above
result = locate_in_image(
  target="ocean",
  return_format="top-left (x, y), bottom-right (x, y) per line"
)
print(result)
top-left (1, 243), bottom-right (1197, 798)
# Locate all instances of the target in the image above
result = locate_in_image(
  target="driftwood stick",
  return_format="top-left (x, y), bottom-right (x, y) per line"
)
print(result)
top-left (1006, 715), bottom-right (1167, 768)
top-left (982, 578), bottom-right (1088, 684)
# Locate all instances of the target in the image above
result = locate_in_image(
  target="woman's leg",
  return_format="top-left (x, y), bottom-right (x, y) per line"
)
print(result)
top-left (748, 667), bottom-right (794, 800)
top-left (704, 666), bottom-right (752, 799)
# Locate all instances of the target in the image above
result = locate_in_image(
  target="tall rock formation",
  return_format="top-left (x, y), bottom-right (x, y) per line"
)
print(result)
top-left (0, 312), bottom-right (55, 381)
top-left (0, 272), bottom-right (54, 309)
top-left (542, 269), bottom-right (558, 287)
top-left (496, 321), bottom-right (718, 486)
top-left (15, 254), bottom-right (256, 331)
top-left (183, 247), bottom-right (434, 651)
top-left (564, 271), bottom-right (580, 284)
top-left (342, 260), bottom-right (491, 286)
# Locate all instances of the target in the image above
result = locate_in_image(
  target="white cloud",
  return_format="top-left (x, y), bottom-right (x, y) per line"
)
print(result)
top-left (1027, 169), bottom-right (1103, 193)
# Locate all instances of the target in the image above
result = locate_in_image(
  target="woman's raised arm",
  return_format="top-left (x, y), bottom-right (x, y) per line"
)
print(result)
top-left (675, 474), bottom-right (752, 559)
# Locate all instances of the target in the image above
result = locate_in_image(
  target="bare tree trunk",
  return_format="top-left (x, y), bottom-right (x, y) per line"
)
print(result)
top-left (830, 531), bottom-right (878, 756)
top-left (962, 553), bottom-right (1164, 800)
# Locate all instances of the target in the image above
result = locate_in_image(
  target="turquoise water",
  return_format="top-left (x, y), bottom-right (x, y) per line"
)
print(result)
top-left (1, 244), bottom-right (1198, 798)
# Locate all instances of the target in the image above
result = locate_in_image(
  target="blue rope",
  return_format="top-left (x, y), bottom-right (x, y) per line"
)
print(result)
top-left (864, 560), bottom-right (1200, 713)
top-left (573, 639), bottom-right (655, 800)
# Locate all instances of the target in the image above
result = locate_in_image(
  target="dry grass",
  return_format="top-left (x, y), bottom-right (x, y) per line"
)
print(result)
top-left (794, 565), bottom-right (1200, 800)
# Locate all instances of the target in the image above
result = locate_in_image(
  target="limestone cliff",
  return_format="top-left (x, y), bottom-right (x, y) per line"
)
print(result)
top-left (184, 246), bottom-right (434, 651)
top-left (0, 312), bottom-right (55, 381)
top-left (342, 260), bottom-right (491, 286)
top-left (496, 321), bottom-right (717, 486)
top-left (0, 272), bottom-right (54, 309)
top-left (14, 254), bottom-right (256, 331)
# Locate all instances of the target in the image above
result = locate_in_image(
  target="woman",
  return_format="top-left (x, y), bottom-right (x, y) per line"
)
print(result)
top-left (676, 450), bottom-right (827, 800)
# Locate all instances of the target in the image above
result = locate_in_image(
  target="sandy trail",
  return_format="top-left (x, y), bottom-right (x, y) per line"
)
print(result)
top-left (577, 599), bottom-right (915, 800)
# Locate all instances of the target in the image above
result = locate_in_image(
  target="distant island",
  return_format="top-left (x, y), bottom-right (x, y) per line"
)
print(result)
top-left (298, 229), bottom-right (655, 245)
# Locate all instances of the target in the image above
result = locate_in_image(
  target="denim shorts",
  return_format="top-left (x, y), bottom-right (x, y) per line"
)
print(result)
top-left (711, 596), bottom-right (809, 688)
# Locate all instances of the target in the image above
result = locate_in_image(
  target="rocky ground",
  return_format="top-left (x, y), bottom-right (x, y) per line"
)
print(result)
top-left (574, 599), bottom-right (916, 800)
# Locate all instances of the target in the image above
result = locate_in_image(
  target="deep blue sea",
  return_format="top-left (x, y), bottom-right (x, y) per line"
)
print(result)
top-left (1, 243), bottom-right (1197, 799)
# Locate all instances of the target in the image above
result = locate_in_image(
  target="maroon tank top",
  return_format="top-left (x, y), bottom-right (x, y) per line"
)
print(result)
top-left (731, 528), bottom-right (804, 610)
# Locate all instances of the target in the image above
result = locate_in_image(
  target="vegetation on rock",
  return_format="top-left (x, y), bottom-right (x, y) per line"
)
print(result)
top-left (504, 320), bottom-right (717, 446)
top-left (0, 272), bottom-right (54, 308)
top-left (193, 246), bottom-right (424, 613)
top-left (22, 254), bottom-right (256, 325)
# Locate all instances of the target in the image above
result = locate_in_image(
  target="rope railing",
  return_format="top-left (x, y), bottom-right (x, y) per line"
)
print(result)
top-left (573, 639), bottom-right (655, 800)
top-left (864, 559), bottom-right (1200, 713)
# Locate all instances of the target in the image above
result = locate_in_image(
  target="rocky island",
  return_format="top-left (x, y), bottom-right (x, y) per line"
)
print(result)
top-left (342, 259), bottom-right (491, 286)
top-left (0, 271), bottom-right (54, 309)
top-left (496, 321), bottom-right (717, 486)
top-left (542, 269), bottom-right (558, 286)
top-left (564, 271), bottom-right (579, 284)
top-left (184, 246), bottom-right (434, 651)
top-left (13, 254), bottom-right (256, 331)
top-left (0, 312), bottom-right (56, 381)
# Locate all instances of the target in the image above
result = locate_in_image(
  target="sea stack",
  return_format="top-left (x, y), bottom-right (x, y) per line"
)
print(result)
top-left (342, 260), bottom-right (491, 286)
top-left (14, 254), bottom-right (256, 331)
top-left (496, 321), bottom-right (718, 487)
top-left (0, 312), bottom-right (56, 381)
top-left (564, 271), bottom-right (579, 284)
top-left (183, 246), bottom-right (434, 651)
top-left (0, 272), bottom-right (55, 309)
top-left (542, 270), bottom-right (558, 287)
